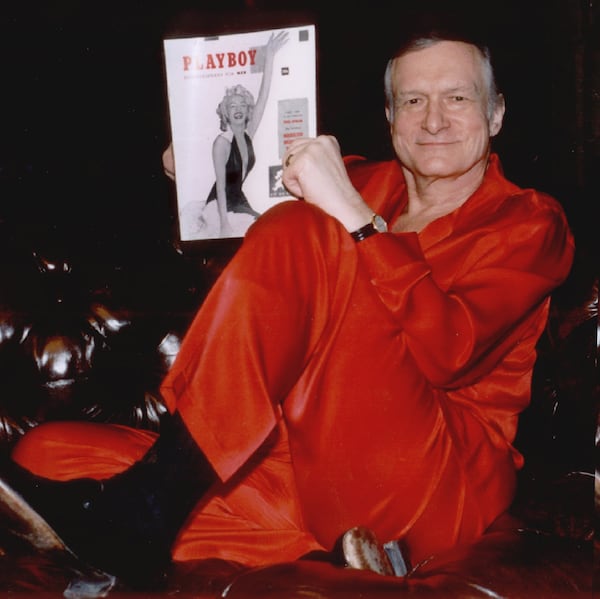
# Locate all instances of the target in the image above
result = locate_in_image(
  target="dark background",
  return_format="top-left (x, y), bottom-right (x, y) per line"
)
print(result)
top-left (0, 0), bottom-right (597, 261)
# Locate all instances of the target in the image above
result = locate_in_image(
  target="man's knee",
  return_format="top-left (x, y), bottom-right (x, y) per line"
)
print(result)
top-left (247, 201), bottom-right (348, 248)
top-left (222, 200), bottom-right (357, 303)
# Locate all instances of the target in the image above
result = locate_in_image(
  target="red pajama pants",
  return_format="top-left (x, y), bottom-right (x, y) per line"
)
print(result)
top-left (13, 200), bottom-right (518, 567)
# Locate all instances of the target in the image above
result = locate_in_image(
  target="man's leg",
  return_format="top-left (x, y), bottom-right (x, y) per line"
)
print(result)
top-left (3, 413), bottom-right (215, 587)
top-left (160, 200), bottom-right (359, 482)
top-left (2, 201), bottom-right (358, 582)
top-left (13, 420), bottom-right (329, 569)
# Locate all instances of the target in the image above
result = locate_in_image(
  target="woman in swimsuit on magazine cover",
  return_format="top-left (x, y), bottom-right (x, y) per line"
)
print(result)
top-left (204, 30), bottom-right (287, 237)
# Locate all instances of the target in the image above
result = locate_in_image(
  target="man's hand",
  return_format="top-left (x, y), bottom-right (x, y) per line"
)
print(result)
top-left (162, 143), bottom-right (175, 181)
top-left (282, 136), bottom-right (373, 232)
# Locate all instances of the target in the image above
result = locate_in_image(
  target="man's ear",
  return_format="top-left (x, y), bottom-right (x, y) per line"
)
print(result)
top-left (489, 93), bottom-right (505, 137)
top-left (385, 105), bottom-right (392, 124)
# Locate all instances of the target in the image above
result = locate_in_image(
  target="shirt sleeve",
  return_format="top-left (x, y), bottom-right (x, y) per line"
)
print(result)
top-left (355, 194), bottom-right (575, 389)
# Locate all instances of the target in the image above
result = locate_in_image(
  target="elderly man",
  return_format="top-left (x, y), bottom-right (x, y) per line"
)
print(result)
top-left (2, 23), bottom-right (574, 589)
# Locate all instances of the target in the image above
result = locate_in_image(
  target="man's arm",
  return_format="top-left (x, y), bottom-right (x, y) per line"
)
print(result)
top-left (355, 198), bottom-right (574, 388)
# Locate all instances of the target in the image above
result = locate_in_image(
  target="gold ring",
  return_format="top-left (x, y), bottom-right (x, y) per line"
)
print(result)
top-left (285, 153), bottom-right (293, 168)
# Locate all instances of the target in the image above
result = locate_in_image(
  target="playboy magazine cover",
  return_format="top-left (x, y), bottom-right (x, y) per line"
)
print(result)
top-left (164, 24), bottom-right (317, 242)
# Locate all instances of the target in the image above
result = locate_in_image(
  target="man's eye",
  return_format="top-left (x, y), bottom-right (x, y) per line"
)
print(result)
top-left (453, 96), bottom-right (466, 102)
top-left (407, 98), bottom-right (420, 105)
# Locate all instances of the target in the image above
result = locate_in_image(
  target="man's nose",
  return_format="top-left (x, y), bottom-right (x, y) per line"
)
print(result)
top-left (422, 101), bottom-right (449, 134)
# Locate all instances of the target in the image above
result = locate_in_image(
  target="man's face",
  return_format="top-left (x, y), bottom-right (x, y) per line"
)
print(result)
top-left (386, 41), bottom-right (504, 183)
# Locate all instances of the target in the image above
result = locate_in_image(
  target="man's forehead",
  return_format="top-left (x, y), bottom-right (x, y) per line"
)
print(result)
top-left (391, 42), bottom-right (484, 90)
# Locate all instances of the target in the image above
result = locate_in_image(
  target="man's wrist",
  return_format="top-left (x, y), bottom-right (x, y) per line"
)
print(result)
top-left (350, 214), bottom-right (388, 242)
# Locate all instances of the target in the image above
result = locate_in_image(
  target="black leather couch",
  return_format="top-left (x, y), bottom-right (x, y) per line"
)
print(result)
top-left (0, 221), bottom-right (596, 598)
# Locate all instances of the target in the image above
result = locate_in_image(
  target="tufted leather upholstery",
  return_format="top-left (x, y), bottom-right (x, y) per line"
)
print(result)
top-left (0, 231), bottom-right (239, 452)
top-left (0, 226), bottom-right (595, 597)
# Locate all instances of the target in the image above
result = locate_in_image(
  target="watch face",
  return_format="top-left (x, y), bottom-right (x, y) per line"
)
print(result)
top-left (372, 214), bottom-right (388, 233)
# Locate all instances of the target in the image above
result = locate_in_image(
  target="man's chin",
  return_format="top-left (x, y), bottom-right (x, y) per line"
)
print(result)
top-left (414, 162), bottom-right (458, 179)
top-left (411, 156), bottom-right (488, 181)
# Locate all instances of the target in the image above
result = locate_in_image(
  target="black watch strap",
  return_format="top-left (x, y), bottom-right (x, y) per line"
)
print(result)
top-left (350, 214), bottom-right (388, 242)
top-left (350, 222), bottom-right (379, 242)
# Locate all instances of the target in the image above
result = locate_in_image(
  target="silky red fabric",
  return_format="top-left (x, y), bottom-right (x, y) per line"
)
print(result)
top-left (13, 154), bottom-right (574, 568)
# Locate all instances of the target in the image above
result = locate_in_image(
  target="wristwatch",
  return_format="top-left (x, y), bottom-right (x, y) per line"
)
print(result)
top-left (350, 213), bottom-right (388, 242)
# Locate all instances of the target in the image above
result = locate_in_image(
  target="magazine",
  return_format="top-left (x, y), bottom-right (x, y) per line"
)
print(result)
top-left (163, 23), bottom-right (317, 242)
